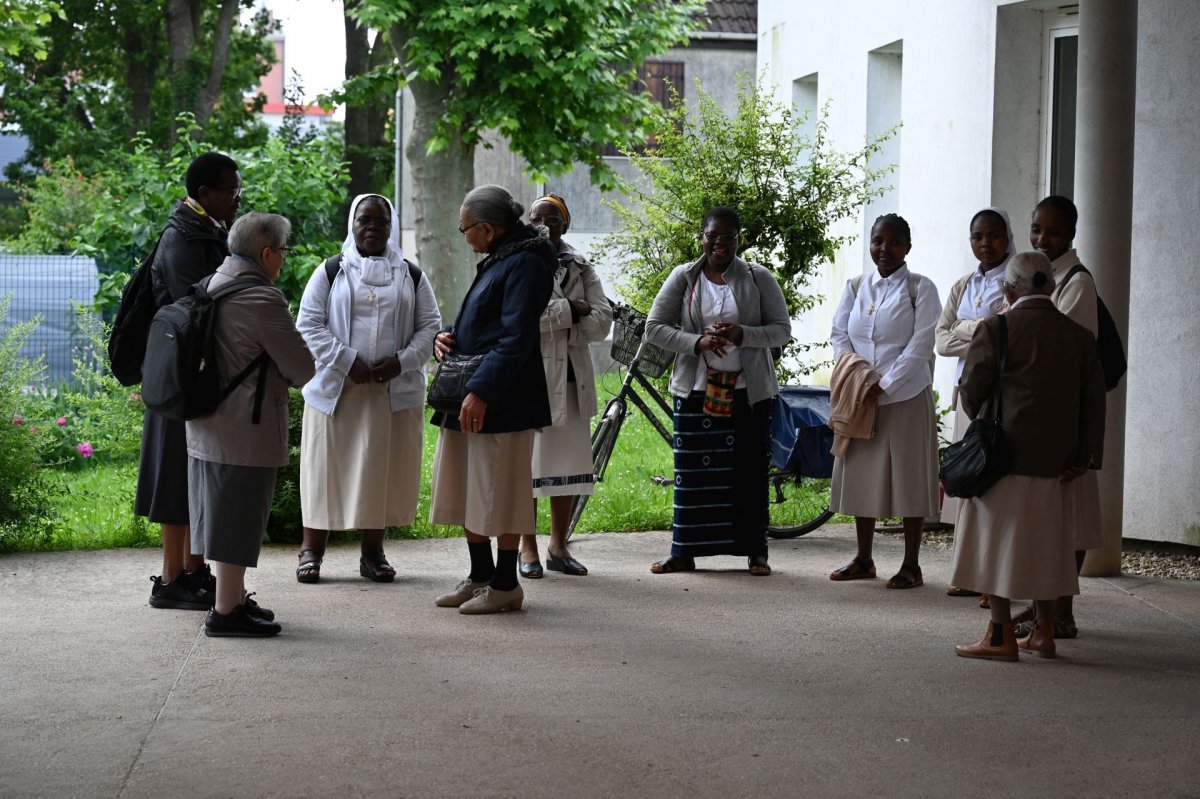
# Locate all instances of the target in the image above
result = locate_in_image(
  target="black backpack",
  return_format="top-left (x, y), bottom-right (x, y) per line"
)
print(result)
top-left (1057, 265), bottom-right (1127, 391)
top-left (140, 274), bottom-right (272, 422)
top-left (323, 254), bottom-right (423, 287)
top-left (107, 232), bottom-right (167, 386)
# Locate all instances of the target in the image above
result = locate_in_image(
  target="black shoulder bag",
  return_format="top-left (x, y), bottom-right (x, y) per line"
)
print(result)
top-left (940, 315), bottom-right (1011, 498)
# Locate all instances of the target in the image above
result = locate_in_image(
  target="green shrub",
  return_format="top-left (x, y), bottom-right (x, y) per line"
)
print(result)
top-left (0, 298), bottom-right (59, 550)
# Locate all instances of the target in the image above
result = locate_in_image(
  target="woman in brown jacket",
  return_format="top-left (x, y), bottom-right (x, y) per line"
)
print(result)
top-left (949, 252), bottom-right (1105, 662)
top-left (186, 212), bottom-right (315, 637)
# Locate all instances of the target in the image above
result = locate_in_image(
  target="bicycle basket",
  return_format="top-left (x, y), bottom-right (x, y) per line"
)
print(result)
top-left (609, 304), bottom-right (674, 379)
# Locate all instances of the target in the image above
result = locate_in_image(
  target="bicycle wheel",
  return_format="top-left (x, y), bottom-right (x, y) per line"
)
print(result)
top-left (766, 471), bottom-right (834, 538)
top-left (568, 400), bottom-right (625, 540)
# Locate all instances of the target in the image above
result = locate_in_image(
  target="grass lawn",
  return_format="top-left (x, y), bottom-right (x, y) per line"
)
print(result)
top-left (17, 368), bottom-right (834, 552)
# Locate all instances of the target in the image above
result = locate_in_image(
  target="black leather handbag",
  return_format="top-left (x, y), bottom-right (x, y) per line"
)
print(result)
top-left (426, 353), bottom-right (487, 412)
top-left (940, 315), bottom-right (1011, 498)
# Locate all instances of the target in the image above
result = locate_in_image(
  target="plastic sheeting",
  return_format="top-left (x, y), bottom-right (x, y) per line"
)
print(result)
top-left (0, 255), bottom-right (100, 383)
top-left (770, 385), bottom-right (834, 478)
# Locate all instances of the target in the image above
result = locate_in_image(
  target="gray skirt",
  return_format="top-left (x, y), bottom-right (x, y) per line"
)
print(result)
top-left (188, 457), bottom-right (277, 568)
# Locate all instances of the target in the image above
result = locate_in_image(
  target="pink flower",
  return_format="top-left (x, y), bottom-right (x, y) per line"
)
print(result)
top-left (11, 415), bottom-right (24, 426)
top-left (30, 427), bottom-right (38, 434)
top-left (129, 392), bottom-right (142, 402)
top-left (75, 442), bottom-right (94, 458)
top-left (56, 417), bottom-right (67, 427)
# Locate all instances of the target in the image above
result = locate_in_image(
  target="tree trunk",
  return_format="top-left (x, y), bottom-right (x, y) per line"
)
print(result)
top-left (122, 27), bottom-right (156, 135)
top-left (192, 0), bottom-right (239, 130)
top-left (389, 27), bottom-right (476, 317)
top-left (341, 0), bottom-right (392, 233)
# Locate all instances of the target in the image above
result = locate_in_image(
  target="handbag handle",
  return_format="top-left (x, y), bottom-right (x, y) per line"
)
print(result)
top-left (993, 314), bottom-right (1008, 423)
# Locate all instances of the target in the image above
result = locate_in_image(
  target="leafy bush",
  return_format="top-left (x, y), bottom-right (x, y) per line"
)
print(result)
top-left (603, 74), bottom-right (895, 377)
top-left (6, 114), bottom-right (348, 313)
top-left (0, 298), bottom-right (58, 549)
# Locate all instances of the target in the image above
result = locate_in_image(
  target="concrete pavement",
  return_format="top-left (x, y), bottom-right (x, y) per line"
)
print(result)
top-left (2, 526), bottom-right (1199, 798)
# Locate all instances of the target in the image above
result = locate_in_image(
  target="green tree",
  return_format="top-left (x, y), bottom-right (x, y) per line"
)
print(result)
top-left (0, 0), bottom-right (65, 61)
top-left (605, 76), bottom-right (895, 376)
top-left (342, 0), bottom-right (704, 313)
top-left (0, 0), bottom-right (276, 180)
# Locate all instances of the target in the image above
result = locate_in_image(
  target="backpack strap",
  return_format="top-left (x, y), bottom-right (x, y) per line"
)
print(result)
top-left (323, 255), bottom-right (423, 288)
top-left (199, 273), bottom-right (274, 425)
top-left (1054, 264), bottom-right (1087, 299)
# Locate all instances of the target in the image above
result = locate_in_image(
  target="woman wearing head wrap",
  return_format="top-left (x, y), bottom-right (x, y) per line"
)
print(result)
top-left (936, 206), bottom-right (1016, 597)
top-left (517, 194), bottom-right (612, 579)
top-left (429, 185), bottom-right (555, 614)
top-left (294, 194), bottom-right (442, 583)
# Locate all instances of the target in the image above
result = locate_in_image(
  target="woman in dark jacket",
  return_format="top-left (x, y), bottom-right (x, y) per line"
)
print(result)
top-left (429, 184), bottom-right (556, 614)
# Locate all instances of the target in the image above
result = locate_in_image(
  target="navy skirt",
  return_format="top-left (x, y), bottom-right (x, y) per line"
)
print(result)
top-left (670, 390), bottom-right (772, 559)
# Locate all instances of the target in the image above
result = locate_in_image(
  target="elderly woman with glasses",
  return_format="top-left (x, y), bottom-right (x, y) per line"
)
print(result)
top-left (185, 212), bottom-right (315, 637)
top-left (294, 194), bottom-right (441, 584)
top-left (643, 206), bottom-right (792, 577)
top-left (428, 185), bottom-right (556, 614)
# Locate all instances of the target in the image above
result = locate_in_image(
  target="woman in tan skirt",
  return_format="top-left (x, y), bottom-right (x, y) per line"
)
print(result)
top-left (828, 214), bottom-right (941, 589)
top-left (935, 207), bottom-right (1014, 598)
top-left (950, 252), bottom-right (1105, 661)
top-left (429, 185), bottom-right (556, 614)
top-left (295, 194), bottom-right (442, 583)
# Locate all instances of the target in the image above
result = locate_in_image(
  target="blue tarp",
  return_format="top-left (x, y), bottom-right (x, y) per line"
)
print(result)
top-left (770, 385), bottom-right (835, 478)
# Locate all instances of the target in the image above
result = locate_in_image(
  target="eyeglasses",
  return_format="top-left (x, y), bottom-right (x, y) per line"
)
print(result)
top-left (214, 185), bottom-right (242, 199)
top-left (701, 231), bottom-right (739, 244)
top-left (458, 221), bottom-right (484, 235)
top-left (529, 214), bottom-right (563, 226)
top-left (276, 246), bottom-right (293, 256)
top-left (354, 216), bottom-right (391, 230)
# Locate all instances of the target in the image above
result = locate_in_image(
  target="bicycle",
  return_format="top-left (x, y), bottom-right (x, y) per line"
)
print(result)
top-left (566, 301), bottom-right (834, 539)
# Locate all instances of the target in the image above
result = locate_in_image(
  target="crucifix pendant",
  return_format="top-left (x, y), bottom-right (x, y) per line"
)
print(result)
top-left (367, 288), bottom-right (377, 304)
top-left (867, 304), bottom-right (876, 315)
top-left (974, 296), bottom-right (983, 309)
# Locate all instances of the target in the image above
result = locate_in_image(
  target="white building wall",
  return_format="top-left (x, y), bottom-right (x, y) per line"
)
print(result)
top-left (1124, 0), bottom-right (1200, 547)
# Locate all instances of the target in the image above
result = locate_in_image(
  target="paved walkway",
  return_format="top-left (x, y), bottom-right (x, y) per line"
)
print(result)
top-left (2, 526), bottom-right (1199, 798)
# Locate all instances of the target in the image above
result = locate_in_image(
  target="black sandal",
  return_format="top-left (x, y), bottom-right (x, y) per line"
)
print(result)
top-left (886, 563), bottom-right (924, 589)
top-left (297, 549), bottom-right (323, 584)
top-left (360, 551), bottom-right (396, 583)
top-left (830, 556), bottom-right (876, 581)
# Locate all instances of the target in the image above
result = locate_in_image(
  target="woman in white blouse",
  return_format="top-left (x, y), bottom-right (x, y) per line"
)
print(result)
top-left (828, 214), bottom-right (941, 589)
top-left (294, 194), bottom-right (442, 583)
top-left (935, 206), bottom-right (1015, 596)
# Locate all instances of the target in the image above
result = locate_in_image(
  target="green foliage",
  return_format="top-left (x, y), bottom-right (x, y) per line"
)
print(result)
top-left (7, 115), bottom-right (348, 312)
top-left (0, 1), bottom-right (276, 181)
top-left (0, 0), bottom-right (65, 61)
top-left (0, 298), bottom-right (58, 549)
top-left (604, 76), bottom-right (896, 375)
top-left (345, 0), bottom-right (704, 190)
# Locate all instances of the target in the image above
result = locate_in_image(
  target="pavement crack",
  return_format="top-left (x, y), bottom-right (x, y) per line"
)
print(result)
top-left (1098, 577), bottom-right (1200, 632)
top-left (117, 625), bottom-right (205, 797)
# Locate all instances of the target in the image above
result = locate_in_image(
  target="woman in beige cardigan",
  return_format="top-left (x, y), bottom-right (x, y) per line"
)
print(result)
top-left (186, 213), bottom-right (315, 637)
top-left (519, 194), bottom-right (613, 578)
top-left (936, 207), bottom-right (1015, 598)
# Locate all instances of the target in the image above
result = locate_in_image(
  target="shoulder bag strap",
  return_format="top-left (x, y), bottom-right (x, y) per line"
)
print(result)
top-left (994, 314), bottom-right (1008, 423)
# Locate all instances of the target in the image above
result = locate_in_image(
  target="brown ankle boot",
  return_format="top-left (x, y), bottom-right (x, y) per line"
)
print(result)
top-left (955, 622), bottom-right (1018, 662)
top-left (1017, 617), bottom-right (1056, 658)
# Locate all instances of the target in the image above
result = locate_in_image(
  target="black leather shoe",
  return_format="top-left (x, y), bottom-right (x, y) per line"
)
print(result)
top-left (148, 575), bottom-right (212, 610)
top-left (205, 604), bottom-right (281, 637)
top-left (519, 559), bottom-right (544, 579)
top-left (243, 592), bottom-right (274, 622)
top-left (546, 554), bottom-right (588, 576)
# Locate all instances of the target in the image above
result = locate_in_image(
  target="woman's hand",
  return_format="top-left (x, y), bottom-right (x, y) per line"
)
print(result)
top-left (434, 332), bottom-right (456, 362)
top-left (697, 333), bottom-right (729, 358)
top-left (711, 323), bottom-right (743, 346)
top-left (1060, 465), bottom-right (1088, 483)
top-left (371, 355), bottom-right (402, 384)
top-left (459, 392), bottom-right (488, 433)
top-left (348, 357), bottom-right (373, 384)
top-left (570, 298), bottom-right (592, 317)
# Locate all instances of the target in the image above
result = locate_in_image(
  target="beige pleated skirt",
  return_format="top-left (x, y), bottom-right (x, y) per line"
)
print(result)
top-left (429, 427), bottom-right (536, 536)
top-left (830, 387), bottom-right (940, 518)
top-left (300, 383), bottom-right (424, 530)
top-left (532, 388), bottom-right (595, 498)
top-left (949, 473), bottom-right (1079, 600)
top-left (1066, 469), bottom-right (1103, 550)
